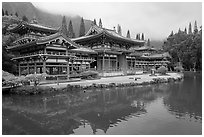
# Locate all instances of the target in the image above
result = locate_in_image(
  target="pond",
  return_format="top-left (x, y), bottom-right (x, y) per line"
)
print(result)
top-left (2, 72), bottom-right (202, 135)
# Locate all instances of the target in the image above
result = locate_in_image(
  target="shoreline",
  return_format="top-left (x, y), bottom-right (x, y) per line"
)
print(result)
top-left (4, 72), bottom-right (184, 95)
top-left (42, 72), bottom-right (184, 89)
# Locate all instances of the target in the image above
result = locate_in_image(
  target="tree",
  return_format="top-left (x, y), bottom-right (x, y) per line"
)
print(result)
top-left (163, 25), bottom-right (202, 71)
top-left (141, 33), bottom-right (144, 40)
top-left (138, 33), bottom-right (140, 40)
top-left (169, 31), bottom-right (174, 37)
top-left (79, 17), bottom-right (85, 37)
top-left (194, 20), bottom-right (198, 34)
top-left (178, 28), bottom-right (181, 33)
top-left (2, 9), bottom-right (4, 16)
top-left (126, 30), bottom-right (130, 38)
top-left (5, 10), bottom-right (8, 16)
top-left (15, 12), bottom-right (18, 17)
top-left (93, 19), bottom-right (96, 25)
top-left (68, 20), bottom-right (75, 38)
top-left (22, 15), bottom-right (28, 22)
top-left (99, 18), bottom-right (102, 28)
top-left (147, 39), bottom-right (150, 47)
top-left (10, 13), bottom-right (12, 16)
top-left (60, 16), bottom-right (69, 36)
top-left (184, 27), bottom-right (187, 34)
top-left (117, 24), bottom-right (122, 35)
top-left (136, 34), bottom-right (138, 39)
top-left (188, 22), bottom-right (192, 34)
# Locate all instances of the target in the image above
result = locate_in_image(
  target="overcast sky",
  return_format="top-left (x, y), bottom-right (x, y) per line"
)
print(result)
top-left (33, 2), bottom-right (202, 41)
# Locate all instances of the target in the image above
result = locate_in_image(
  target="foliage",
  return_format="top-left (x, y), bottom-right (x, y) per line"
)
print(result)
top-left (60, 16), bottom-right (69, 36)
top-left (25, 73), bottom-right (47, 86)
top-left (157, 66), bottom-right (168, 75)
top-left (79, 17), bottom-right (85, 37)
top-left (68, 20), bottom-right (75, 38)
top-left (2, 32), bottom-right (19, 74)
top-left (117, 24), bottom-right (122, 35)
top-left (5, 10), bottom-right (8, 16)
top-left (2, 9), bottom-right (4, 16)
top-left (126, 30), bottom-right (130, 38)
top-left (163, 21), bottom-right (202, 71)
top-left (22, 15), bottom-right (28, 22)
top-left (15, 12), bottom-right (18, 17)
top-left (80, 71), bottom-right (99, 79)
top-left (93, 19), bottom-right (96, 25)
top-left (141, 33), bottom-right (144, 40)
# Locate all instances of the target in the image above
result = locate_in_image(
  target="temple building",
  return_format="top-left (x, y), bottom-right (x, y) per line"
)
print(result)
top-left (7, 18), bottom-right (170, 79)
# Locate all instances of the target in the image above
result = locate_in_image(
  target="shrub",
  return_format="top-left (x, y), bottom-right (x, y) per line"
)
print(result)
top-left (80, 71), bottom-right (99, 79)
top-left (157, 66), bottom-right (167, 75)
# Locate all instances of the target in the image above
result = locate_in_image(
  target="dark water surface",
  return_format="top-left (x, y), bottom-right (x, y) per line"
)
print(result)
top-left (2, 72), bottom-right (202, 135)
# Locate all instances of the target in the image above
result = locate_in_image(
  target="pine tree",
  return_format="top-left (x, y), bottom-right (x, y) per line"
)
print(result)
top-left (99, 18), bottom-right (102, 28)
top-left (141, 33), bottom-right (144, 40)
top-left (126, 30), bottom-right (130, 38)
top-left (22, 15), bottom-right (28, 22)
top-left (60, 16), bottom-right (69, 36)
top-left (2, 9), bottom-right (4, 16)
top-left (15, 12), bottom-right (18, 17)
top-left (117, 24), bottom-right (122, 35)
top-left (68, 20), bottom-right (75, 38)
top-left (138, 33), bottom-right (140, 40)
top-left (147, 39), bottom-right (150, 47)
top-left (188, 22), bottom-right (192, 34)
top-left (178, 28), bottom-right (181, 33)
top-left (194, 20), bottom-right (198, 34)
top-left (10, 13), bottom-right (12, 16)
top-left (169, 31), bottom-right (174, 37)
top-left (79, 17), bottom-right (85, 37)
top-left (93, 19), bottom-right (96, 25)
top-left (184, 27), bottom-right (187, 34)
top-left (136, 34), bottom-right (138, 39)
top-left (5, 10), bottom-right (8, 16)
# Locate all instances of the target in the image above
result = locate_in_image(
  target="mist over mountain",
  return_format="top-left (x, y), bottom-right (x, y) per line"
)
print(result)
top-left (2, 2), bottom-right (92, 37)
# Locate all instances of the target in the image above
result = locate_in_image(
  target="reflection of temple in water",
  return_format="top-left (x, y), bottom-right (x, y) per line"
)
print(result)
top-left (3, 85), bottom-right (171, 134)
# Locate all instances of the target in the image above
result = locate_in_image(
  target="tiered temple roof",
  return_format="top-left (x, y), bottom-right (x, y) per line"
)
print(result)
top-left (72, 25), bottom-right (145, 45)
top-left (8, 21), bottom-right (58, 34)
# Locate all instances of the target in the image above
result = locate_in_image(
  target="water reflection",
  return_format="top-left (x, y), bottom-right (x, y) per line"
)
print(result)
top-left (2, 72), bottom-right (202, 135)
top-left (163, 72), bottom-right (202, 121)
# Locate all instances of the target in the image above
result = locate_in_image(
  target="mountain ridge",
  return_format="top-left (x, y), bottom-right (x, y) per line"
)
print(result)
top-left (2, 2), bottom-right (93, 37)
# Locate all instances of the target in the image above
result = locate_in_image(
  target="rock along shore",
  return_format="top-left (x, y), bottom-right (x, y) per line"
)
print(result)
top-left (6, 72), bottom-right (184, 95)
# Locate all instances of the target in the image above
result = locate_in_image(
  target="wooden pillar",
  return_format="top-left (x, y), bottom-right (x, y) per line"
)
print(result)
top-left (67, 58), bottom-right (70, 80)
top-left (102, 54), bottom-right (105, 73)
top-left (109, 55), bottom-right (111, 72)
top-left (34, 59), bottom-right (37, 74)
top-left (115, 57), bottom-right (117, 71)
top-left (18, 62), bottom-right (21, 76)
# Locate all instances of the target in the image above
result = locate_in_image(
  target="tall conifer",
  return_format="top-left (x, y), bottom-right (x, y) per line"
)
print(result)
top-left (126, 30), bottom-right (130, 38)
top-left (188, 22), bottom-right (192, 34)
top-left (68, 20), bottom-right (75, 38)
top-left (79, 17), bottom-right (85, 37)
top-left (60, 16), bottom-right (69, 37)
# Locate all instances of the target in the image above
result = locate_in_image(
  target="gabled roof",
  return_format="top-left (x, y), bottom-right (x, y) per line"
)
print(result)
top-left (37, 32), bottom-right (79, 49)
top-left (132, 46), bottom-right (157, 51)
top-left (72, 25), bottom-right (145, 45)
top-left (8, 21), bottom-right (58, 34)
